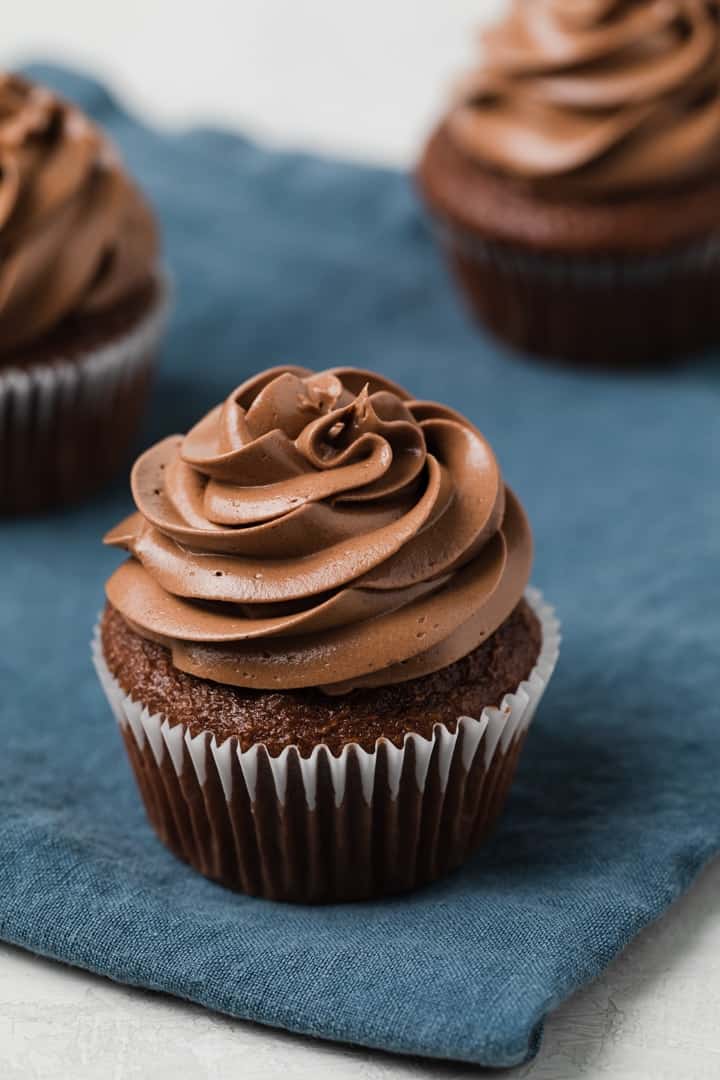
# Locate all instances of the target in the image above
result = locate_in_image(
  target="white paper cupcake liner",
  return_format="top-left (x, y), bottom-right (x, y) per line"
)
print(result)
top-left (0, 267), bottom-right (171, 512)
top-left (93, 587), bottom-right (560, 903)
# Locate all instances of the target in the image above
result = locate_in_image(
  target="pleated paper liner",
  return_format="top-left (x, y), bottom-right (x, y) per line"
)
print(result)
top-left (0, 268), bottom-right (171, 514)
top-left (437, 223), bottom-right (720, 368)
top-left (93, 587), bottom-right (560, 904)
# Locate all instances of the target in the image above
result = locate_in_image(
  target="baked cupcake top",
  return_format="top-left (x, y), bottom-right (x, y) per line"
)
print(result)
top-left (0, 73), bottom-right (158, 354)
top-left (105, 366), bottom-right (533, 694)
top-left (447, 0), bottom-right (720, 198)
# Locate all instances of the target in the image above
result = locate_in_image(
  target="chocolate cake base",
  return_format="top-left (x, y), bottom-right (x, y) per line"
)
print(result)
top-left (417, 125), bottom-right (720, 368)
top-left (3, 280), bottom-right (159, 370)
top-left (96, 600), bottom-right (551, 902)
top-left (0, 275), bottom-right (167, 515)
top-left (101, 599), bottom-right (541, 755)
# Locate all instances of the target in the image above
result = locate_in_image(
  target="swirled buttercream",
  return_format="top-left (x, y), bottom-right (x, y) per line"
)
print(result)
top-left (448, 0), bottom-right (720, 196)
top-left (105, 366), bottom-right (532, 693)
top-left (0, 73), bottom-right (157, 354)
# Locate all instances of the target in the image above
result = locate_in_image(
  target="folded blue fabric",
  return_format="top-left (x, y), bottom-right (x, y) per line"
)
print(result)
top-left (1, 64), bottom-right (719, 1070)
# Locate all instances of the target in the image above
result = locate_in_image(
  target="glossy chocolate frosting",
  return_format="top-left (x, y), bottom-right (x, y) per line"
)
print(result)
top-left (0, 73), bottom-right (157, 354)
top-left (105, 366), bottom-right (533, 694)
top-left (448, 0), bottom-right (720, 197)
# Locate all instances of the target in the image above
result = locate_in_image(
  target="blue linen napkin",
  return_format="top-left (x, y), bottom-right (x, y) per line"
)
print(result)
top-left (1, 64), bottom-right (719, 1070)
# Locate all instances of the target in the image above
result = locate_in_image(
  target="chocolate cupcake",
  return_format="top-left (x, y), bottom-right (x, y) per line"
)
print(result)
top-left (94, 366), bottom-right (559, 902)
top-left (417, 1), bottom-right (720, 367)
top-left (0, 73), bottom-right (167, 513)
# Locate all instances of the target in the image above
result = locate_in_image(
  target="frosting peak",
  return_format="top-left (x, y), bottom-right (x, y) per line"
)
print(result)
top-left (448, 0), bottom-right (720, 197)
top-left (105, 366), bottom-right (532, 694)
top-left (0, 74), bottom-right (157, 354)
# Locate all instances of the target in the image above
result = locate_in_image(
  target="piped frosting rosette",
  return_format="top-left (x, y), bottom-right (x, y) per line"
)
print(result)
top-left (449, 0), bottom-right (720, 196)
top-left (0, 73), bottom-right (157, 354)
top-left (105, 366), bottom-right (532, 694)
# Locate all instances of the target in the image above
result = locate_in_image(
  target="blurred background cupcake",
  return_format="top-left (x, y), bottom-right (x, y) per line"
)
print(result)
top-left (0, 72), bottom-right (168, 514)
top-left (95, 365), bottom-right (559, 903)
top-left (417, 0), bottom-right (720, 368)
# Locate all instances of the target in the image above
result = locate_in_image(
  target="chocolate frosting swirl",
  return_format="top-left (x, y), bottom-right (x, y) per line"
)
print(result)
top-left (0, 74), bottom-right (157, 354)
top-left (448, 0), bottom-right (720, 197)
top-left (105, 366), bottom-right (533, 694)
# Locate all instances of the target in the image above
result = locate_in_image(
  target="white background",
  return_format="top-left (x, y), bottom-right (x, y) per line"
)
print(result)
top-left (3, 3), bottom-right (720, 1078)
top-left (10, 0), bottom-right (502, 165)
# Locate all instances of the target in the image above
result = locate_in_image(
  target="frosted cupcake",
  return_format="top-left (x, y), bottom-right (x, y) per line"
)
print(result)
top-left (95, 366), bottom-right (559, 902)
top-left (417, 1), bottom-right (720, 366)
top-left (0, 73), bottom-right (167, 512)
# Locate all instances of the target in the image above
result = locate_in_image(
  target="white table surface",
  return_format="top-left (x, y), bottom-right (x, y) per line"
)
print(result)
top-left (3, 3), bottom-right (719, 1077)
